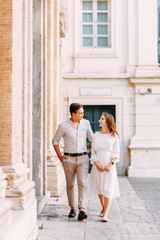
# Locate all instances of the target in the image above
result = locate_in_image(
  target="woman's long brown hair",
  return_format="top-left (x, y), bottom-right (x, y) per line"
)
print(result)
top-left (100, 112), bottom-right (119, 137)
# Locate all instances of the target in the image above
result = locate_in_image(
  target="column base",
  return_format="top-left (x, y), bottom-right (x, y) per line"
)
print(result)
top-left (126, 64), bottom-right (136, 76)
top-left (47, 151), bottom-right (65, 197)
top-left (128, 136), bottom-right (160, 178)
top-left (37, 191), bottom-right (50, 215)
top-left (2, 163), bottom-right (36, 210)
top-left (0, 199), bottom-right (38, 240)
top-left (0, 167), bottom-right (7, 198)
top-left (128, 166), bottom-right (160, 178)
top-left (135, 65), bottom-right (160, 78)
top-left (0, 199), bottom-right (12, 237)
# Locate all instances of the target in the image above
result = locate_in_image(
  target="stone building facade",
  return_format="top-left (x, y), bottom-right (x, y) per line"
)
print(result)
top-left (61, 0), bottom-right (160, 177)
top-left (0, 0), bottom-right (65, 239)
top-left (0, 0), bottom-right (160, 239)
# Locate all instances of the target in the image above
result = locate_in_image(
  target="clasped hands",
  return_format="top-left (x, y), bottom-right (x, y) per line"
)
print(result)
top-left (94, 161), bottom-right (112, 172)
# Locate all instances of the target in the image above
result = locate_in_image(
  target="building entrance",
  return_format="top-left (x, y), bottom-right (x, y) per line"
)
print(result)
top-left (83, 105), bottom-right (116, 133)
top-left (83, 105), bottom-right (116, 172)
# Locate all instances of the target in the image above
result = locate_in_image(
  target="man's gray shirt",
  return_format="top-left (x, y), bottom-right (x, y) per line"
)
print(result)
top-left (52, 119), bottom-right (93, 153)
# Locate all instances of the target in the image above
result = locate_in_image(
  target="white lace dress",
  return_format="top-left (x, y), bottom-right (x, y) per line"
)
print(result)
top-left (88, 131), bottom-right (120, 199)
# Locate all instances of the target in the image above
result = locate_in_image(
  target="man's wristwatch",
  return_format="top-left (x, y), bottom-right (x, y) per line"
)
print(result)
top-left (111, 161), bottom-right (114, 165)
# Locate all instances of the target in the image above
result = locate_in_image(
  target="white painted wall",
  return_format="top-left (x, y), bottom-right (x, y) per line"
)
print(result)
top-left (60, 0), bottom-right (160, 176)
top-left (61, 0), bottom-right (129, 74)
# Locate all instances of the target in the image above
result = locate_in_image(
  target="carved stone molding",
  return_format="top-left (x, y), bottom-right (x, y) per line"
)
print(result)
top-left (59, 0), bottom-right (67, 38)
top-left (0, 168), bottom-right (12, 238)
top-left (60, 12), bottom-right (66, 38)
top-left (0, 167), bottom-right (7, 198)
top-left (47, 149), bottom-right (65, 197)
top-left (2, 163), bottom-right (36, 210)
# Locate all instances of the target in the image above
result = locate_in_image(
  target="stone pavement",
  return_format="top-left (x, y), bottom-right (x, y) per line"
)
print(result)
top-left (38, 177), bottom-right (160, 240)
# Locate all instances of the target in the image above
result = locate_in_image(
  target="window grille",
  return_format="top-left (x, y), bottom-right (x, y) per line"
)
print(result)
top-left (82, 0), bottom-right (110, 48)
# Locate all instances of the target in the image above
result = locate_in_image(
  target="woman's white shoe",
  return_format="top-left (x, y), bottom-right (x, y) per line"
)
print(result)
top-left (99, 209), bottom-right (104, 217)
top-left (102, 216), bottom-right (109, 222)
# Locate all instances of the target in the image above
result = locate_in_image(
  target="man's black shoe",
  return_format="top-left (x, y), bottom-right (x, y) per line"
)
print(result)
top-left (68, 209), bottom-right (76, 218)
top-left (78, 211), bottom-right (87, 221)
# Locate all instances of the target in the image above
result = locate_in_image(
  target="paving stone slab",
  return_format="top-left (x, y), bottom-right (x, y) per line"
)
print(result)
top-left (120, 208), bottom-right (153, 223)
top-left (127, 234), bottom-right (160, 240)
top-left (123, 222), bottom-right (159, 234)
top-left (85, 233), bottom-right (128, 240)
top-left (38, 177), bottom-right (160, 240)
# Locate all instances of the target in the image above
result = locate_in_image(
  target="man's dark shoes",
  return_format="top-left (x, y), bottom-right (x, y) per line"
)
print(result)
top-left (78, 211), bottom-right (87, 221)
top-left (68, 209), bottom-right (76, 218)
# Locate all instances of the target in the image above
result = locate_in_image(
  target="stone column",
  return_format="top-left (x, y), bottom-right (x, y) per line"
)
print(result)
top-left (128, 78), bottom-right (160, 177)
top-left (0, 0), bottom-right (37, 239)
top-left (47, 0), bottom-right (54, 151)
top-left (32, 0), bottom-right (50, 213)
top-left (47, 0), bottom-right (66, 197)
top-left (0, 1), bottom-right (15, 237)
top-left (23, 0), bottom-right (33, 181)
top-left (128, 0), bottom-right (160, 177)
top-left (135, 0), bottom-right (160, 77)
top-left (43, 0), bottom-right (48, 198)
top-left (126, 0), bottom-right (138, 75)
top-left (0, 0), bottom-right (36, 211)
top-left (32, 0), bottom-right (44, 196)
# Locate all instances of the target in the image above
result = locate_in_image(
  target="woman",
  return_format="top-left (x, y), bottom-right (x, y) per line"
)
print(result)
top-left (90, 112), bottom-right (120, 222)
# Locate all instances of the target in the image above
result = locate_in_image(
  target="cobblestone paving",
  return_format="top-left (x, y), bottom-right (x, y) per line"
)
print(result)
top-left (38, 177), bottom-right (160, 240)
top-left (128, 177), bottom-right (160, 232)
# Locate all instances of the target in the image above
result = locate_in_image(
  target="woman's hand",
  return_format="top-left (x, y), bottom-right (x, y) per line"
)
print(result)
top-left (104, 163), bottom-right (113, 172)
top-left (94, 162), bottom-right (104, 172)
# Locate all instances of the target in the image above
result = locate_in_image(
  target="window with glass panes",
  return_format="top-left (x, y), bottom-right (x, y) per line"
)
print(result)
top-left (82, 0), bottom-right (110, 48)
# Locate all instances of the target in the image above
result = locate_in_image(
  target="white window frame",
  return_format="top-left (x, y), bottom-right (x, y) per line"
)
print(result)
top-left (74, 0), bottom-right (117, 55)
top-left (81, 0), bottom-right (110, 48)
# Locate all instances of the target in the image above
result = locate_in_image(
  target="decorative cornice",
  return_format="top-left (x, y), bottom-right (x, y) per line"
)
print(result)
top-left (130, 78), bottom-right (160, 84)
top-left (63, 72), bottom-right (132, 79)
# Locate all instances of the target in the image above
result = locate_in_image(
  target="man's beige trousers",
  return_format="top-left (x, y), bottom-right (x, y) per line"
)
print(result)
top-left (63, 154), bottom-right (89, 209)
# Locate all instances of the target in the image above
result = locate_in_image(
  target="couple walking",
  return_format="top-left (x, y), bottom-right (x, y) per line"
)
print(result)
top-left (52, 103), bottom-right (120, 222)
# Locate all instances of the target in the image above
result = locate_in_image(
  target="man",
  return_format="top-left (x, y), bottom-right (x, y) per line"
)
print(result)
top-left (52, 103), bottom-right (93, 220)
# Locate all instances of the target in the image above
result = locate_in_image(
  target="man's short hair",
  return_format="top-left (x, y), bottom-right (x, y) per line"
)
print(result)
top-left (70, 103), bottom-right (83, 116)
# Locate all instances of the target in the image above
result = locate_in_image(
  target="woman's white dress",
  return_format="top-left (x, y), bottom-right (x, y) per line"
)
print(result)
top-left (88, 131), bottom-right (120, 199)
